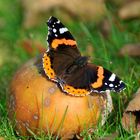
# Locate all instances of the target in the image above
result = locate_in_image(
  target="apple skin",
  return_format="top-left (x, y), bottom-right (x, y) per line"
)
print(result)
top-left (8, 56), bottom-right (112, 139)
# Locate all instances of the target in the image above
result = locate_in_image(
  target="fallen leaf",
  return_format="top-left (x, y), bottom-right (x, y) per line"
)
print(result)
top-left (22, 0), bottom-right (107, 28)
top-left (118, 1), bottom-right (140, 20)
top-left (21, 39), bottom-right (46, 55)
top-left (119, 44), bottom-right (140, 57)
top-left (122, 88), bottom-right (140, 132)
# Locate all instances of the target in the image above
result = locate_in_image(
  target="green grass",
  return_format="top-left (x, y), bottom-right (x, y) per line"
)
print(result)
top-left (0, 0), bottom-right (140, 139)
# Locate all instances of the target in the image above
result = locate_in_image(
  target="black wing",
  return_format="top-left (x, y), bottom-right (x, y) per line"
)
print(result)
top-left (58, 64), bottom-right (125, 95)
top-left (43, 16), bottom-right (81, 81)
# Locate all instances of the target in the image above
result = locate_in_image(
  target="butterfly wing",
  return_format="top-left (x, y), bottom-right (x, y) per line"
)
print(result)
top-left (43, 16), bottom-right (81, 81)
top-left (47, 16), bottom-right (78, 50)
top-left (43, 16), bottom-right (126, 96)
top-left (58, 66), bottom-right (92, 96)
top-left (88, 64), bottom-right (126, 93)
top-left (59, 64), bottom-right (125, 96)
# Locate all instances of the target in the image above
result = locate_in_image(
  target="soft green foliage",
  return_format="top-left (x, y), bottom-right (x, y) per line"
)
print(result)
top-left (0, 0), bottom-right (140, 139)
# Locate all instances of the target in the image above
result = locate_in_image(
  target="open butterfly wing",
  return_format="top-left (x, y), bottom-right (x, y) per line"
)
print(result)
top-left (47, 16), bottom-right (78, 50)
top-left (84, 64), bottom-right (125, 93)
top-left (43, 16), bottom-right (81, 81)
top-left (49, 47), bottom-right (80, 76)
top-left (58, 66), bottom-right (92, 96)
top-left (59, 64), bottom-right (125, 96)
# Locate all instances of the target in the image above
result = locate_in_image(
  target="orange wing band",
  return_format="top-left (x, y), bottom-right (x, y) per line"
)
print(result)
top-left (62, 85), bottom-right (90, 96)
top-left (42, 53), bottom-right (56, 80)
top-left (91, 66), bottom-right (104, 88)
top-left (51, 38), bottom-right (77, 49)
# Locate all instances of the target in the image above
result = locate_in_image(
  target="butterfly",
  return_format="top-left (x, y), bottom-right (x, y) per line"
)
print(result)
top-left (42, 16), bottom-right (126, 96)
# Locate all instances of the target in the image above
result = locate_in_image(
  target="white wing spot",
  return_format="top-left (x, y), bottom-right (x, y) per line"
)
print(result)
top-left (119, 80), bottom-right (123, 84)
top-left (59, 27), bottom-right (68, 34)
top-left (109, 73), bottom-right (116, 82)
top-left (105, 83), bottom-right (108, 85)
top-left (55, 34), bottom-right (58, 37)
top-left (53, 28), bottom-right (57, 33)
top-left (57, 20), bottom-right (60, 23)
top-left (109, 84), bottom-right (114, 87)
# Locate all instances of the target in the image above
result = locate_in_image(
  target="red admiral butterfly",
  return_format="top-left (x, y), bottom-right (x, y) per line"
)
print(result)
top-left (42, 16), bottom-right (126, 96)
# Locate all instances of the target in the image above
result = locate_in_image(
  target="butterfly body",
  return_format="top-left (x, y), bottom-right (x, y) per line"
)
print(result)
top-left (42, 16), bottom-right (126, 96)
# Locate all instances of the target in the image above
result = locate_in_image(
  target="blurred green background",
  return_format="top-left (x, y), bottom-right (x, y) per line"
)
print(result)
top-left (0, 0), bottom-right (140, 139)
